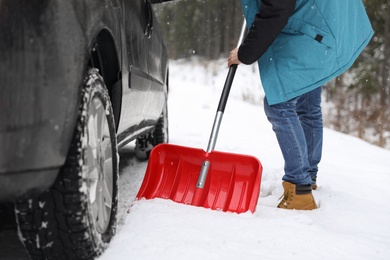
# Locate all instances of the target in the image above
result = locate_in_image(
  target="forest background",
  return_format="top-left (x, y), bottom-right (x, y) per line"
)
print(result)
top-left (154, 0), bottom-right (390, 149)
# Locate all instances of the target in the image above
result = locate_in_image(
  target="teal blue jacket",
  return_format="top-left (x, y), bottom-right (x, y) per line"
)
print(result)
top-left (240, 0), bottom-right (374, 105)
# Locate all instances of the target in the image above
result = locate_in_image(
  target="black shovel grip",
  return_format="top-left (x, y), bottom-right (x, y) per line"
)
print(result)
top-left (217, 64), bottom-right (238, 113)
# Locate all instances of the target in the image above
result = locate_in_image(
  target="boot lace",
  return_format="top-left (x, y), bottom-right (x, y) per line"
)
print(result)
top-left (278, 191), bottom-right (289, 208)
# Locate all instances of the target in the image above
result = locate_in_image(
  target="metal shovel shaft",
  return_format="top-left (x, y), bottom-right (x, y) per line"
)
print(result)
top-left (195, 20), bottom-right (246, 190)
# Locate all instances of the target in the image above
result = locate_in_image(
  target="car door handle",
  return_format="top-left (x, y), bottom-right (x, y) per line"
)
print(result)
top-left (144, 0), bottom-right (153, 38)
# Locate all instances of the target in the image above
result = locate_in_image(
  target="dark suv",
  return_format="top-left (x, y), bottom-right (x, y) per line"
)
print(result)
top-left (0, 0), bottom-right (171, 259)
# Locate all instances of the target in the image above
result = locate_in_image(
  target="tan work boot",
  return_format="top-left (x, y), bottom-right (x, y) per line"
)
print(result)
top-left (277, 182), bottom-right (317, 210)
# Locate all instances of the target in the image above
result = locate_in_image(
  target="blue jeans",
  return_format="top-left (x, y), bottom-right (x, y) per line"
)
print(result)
top-left (264, 87), bottom-right (323, 186)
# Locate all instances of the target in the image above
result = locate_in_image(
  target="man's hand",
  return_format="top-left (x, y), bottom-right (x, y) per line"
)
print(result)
top-left (228, 48), bottom-right (241, 67)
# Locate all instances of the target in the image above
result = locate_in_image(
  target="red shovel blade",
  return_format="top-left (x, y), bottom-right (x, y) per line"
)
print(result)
top-left (136, 144), bottom-right (262, 213)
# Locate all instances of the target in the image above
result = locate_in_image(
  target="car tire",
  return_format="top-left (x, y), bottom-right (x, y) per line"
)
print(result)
top-left (135, 95), bottom-right (169, 160)
top-left (15, 68), bottom-right (119, 260)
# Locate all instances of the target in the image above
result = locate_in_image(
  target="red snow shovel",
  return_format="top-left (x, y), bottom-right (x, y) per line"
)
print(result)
top-left (136, 21), bottom-right (262, 213)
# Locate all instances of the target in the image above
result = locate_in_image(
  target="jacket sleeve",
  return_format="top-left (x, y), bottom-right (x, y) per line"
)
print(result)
top-left (238, 0), bottom-right (296, 65)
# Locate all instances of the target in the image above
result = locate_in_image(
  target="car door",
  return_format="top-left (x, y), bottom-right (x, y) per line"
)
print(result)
top-left (117, 0), bottom-right (167, 139)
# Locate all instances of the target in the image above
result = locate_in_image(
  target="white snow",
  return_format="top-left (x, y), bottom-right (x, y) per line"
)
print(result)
top-left (99, 59), bottom-right (390, 260)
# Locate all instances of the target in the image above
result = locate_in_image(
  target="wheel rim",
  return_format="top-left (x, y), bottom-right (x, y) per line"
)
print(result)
top-left (86, 96), bottom-right (113, 234)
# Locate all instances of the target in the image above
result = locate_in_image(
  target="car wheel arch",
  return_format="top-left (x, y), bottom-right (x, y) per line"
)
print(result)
top-left (89, 28), bottom-right (122, 130)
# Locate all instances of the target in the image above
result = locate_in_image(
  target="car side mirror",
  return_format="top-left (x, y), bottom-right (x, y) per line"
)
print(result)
top-left (144, 0), bottom-right (173, 37)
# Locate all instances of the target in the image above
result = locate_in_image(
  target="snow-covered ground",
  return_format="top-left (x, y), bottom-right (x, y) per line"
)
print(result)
top-left (100, 59), bottom-right (390, 260)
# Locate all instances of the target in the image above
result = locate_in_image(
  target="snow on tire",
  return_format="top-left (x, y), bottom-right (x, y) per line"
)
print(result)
top-left (15, 68), bottom-right (119, 260)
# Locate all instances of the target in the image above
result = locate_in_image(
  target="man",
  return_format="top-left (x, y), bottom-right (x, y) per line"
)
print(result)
top-left (228, 0), bottom-right (373, 210)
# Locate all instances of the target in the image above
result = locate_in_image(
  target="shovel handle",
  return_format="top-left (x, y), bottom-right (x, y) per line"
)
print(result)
top-left (217, 65), bottom-right (237, 113)
top-left (217, 19), bottom-right (246, 113)
top-left (196, 20), bottom-right (247, 191)
top-left (206, 20), bottom-right (246, 153)
top-left (206, 66), bottom-right (236, 153)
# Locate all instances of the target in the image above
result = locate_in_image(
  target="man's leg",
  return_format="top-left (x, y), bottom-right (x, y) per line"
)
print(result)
top-left (264, 96), bottom-right (316, 210)
top-left (296, 87), bottom-right (323, 185)
top-left (263, 97), bottom-right (312, 185)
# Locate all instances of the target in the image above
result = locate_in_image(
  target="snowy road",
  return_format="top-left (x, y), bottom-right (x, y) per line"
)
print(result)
top-left (99, 60), bottom-right (390, 260)
top-left (1, 60), bottom-right (389, 260)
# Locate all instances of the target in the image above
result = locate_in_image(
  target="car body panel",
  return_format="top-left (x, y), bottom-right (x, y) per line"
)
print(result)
top-left (0, 0), bottom-right (170, 201)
